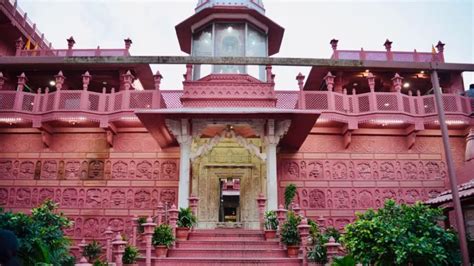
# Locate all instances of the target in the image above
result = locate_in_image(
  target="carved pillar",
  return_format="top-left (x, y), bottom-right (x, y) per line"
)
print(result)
top-left (184, 64), bottom-right (193, 81)
top-left (15, 37), bottom-right (24, 56)
top-left (276, 205), bottom-right (287, 247)
top-left (169, 204), bottom-right (179, 243)
top-left (131, 216), bottom-right (138, 247)
top-left (142, 217), bottom-right (156, 266)
top-left (264, 120), bottom-right (290, 210)
top-left (104, 226), bottom-right (113, 262)
top-left (384, 39), bottom-right (393, 61)
top-left (55, 71), bottom-right (65, 91)
top-left (166, 119), bottom-right (192, 208)
top-left (124, 38), bottom-right (132, 55)
top-left (296, 72), bottom-right (305, 109)
top-left (324, 236), bottom-right (341, 264)
top-left (0, 72), bottom-right (6, 90)
top-left (121, 70), bottom-right (134, 90)
top-left (256, 193), bottom-right (267, 230)
top-left (298, 218), bottom-right (310, 266)
top-left (466, 128), bottom-right (474, 161)
top-left (67, 36), bottom-right (75, 56)
top-left (157, 202), bottom-right (165, 225)
top-left (436, 41), bottom-right (445, 62)
top-left (17, 72), bottom-right (27, 91)
top-left (188, 194), bottom-right (199, 217)
top-left (330, 39), bottom-right (338, 59)
top-left (112, 233), bottom-right (127, 266)
top-left (78, 239), bottom-right (88, 262)
top-left (323, 71), bottom-right (335, 92)
top-left (391, 73), bottom-right (403, 92)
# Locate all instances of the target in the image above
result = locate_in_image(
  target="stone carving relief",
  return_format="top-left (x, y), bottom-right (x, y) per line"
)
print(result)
top-left (88, 160), bottom-right (104, 179)
top-left (134, 189), bottom-right (151, 208)
top-left (356, 163), bottom-right (371, 179)
top-left (83, 218), bottom-right (99, 237)
top-left (332, 162), bottom-right (348, 179)
top-left (85, 189), bottom-right (101, 208)
top-left (0, 160), bottom-right (13, 179)
top-left (0, 188), bottom-right (8, 205)
top-left (110, 189), bottom-right (126, 208)
top-left (136, 161), bottom-right (152, 179)
top-left (112, 161), bottom-right (128, 179)
top-left (308, 162), bottom-right (323, 179)
top-left (65, 161), bottom-right (81, 179)
top-left (358, 190), bottom-right (373, 208)
top-left (19, 161), bottom-right (35, 179)
top-left (161, 161), bottom-right (177, 179)
top-left (62, 188), bottom-right (78, 207)
top-left (333, 190), bottom-right (350, 208)
top-left (15, 188), bottom-right (31, 206)
top-left (160, 189), bottom-right (176, 207)
top-left (38, 188), bottom-right (54, 204)
top-left (41, 160), bottom-right (57, 179)
top-left (309, 189), bottom-right (325, 208)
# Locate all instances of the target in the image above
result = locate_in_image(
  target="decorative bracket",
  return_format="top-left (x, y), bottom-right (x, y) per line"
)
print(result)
top-left (33, 121), bottom-right (53, 148)
top-left (342, 122), bottom-right (358, 149)
top-left (405, 123), bottom-right (424, 150)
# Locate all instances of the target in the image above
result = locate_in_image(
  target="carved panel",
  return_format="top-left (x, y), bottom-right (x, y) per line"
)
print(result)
top-left (110, 189), bottom-right (126, 208)
top-left (308, 162), bottom-right (323, 179)
top-left (65, 161), bottom-right (81, 179)
top-left (309, 189), bottom-right (325, 208)
top-left (0, 188), bottom-right (8, 206)
top-left (85, 189), bottom-right (101, 208)
top-left (161, 161), bottom-right (177, 180)
top-left (88, 160), bottom-right (104, 179)
top-left (332, 162), bottom-right (347, 179)
top-left (136, 161), bottom-right (152, 179)
top-left (0, 160), bottom-right (13, 179)
top-left (160, 189), bottom-right (176, 206)
top-left (83, 218), bottom-right (99, 237)
top-left (18, 161), bottom-right (35, 179)
top-left (134, 189), bottom-right (151, 208)
top-left (380, 162), bottom-right (395, 180)
top-left (41, 160), bottom-right (57, 179)
top-left (15, 188), bottom-right (31, 207)
top-left (112, 161), bottom-right (128, 179)
top-left (62, 188), bottom-right (78, 207)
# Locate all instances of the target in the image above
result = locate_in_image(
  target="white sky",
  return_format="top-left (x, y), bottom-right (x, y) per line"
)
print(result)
top-left (19, 0), bottom-right (474, 91)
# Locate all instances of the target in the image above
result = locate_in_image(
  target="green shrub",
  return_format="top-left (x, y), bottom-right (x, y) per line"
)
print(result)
top-left (280, 211), bottom-right (301, 246)
top-left (284, 184), bottom-right (297, 209)
top-left (264, 210), bottom-right (278, 230)
top-left (137, 216), bottom-right (147, 234)
top-left (122, 244), bottom-right (140, 264)
top-left (152, 224), bottom-right (175, 248)
top-left (343, 199), bottom-right (461, 265)
top-left (0, 200), bottom-right (73, 265)
top-left (177, 207), bottom-right (197, 228)
top-left (83, 240), bottom-right (102, 262)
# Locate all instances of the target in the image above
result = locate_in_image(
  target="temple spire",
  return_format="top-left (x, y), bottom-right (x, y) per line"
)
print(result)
top-left (195, 0), bottom-right (265, 14)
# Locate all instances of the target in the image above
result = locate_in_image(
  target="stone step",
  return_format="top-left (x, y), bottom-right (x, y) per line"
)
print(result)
top-left (151, 257), bottom-right (301, 265)
top-left (168, 248), bottom-right (287, 258)
top-left (188, 230), bottom-right (265, 241)
top-left (175, 239), bottom-right (280, 249)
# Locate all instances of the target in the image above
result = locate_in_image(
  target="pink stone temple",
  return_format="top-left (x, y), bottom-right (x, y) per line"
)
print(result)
top-left (0, 0), bottom-right (473, 264)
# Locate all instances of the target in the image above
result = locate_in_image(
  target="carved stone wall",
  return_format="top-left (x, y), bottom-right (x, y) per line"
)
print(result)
top-left (278, 134), bottom-right (465, 230)
top-left (0, 131), bottom-right (179, 244)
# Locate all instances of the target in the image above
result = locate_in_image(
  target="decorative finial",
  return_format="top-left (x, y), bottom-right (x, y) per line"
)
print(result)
top-left (436, 41), bottom-right (445, 53)
top-left (330, 39), bottom-right (339, 50)
top-left (384, 39), bottom-right (393, 51)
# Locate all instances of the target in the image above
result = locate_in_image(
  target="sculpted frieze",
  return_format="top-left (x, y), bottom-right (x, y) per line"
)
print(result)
top-left (0, 188), bottom-right (8, 205)
top-left (88, 160), bottom-right (104, 179)
top-left (110, 189), bottom-right (126, 208)
top-left (41, 160), bottom-right (57, 179)
top-left (19, 161), bottom-right (35, 179)
top-left (112, 161), bottom-right (128, 179)
top-left (161, 161), bottom-right (177, 180)
top-left (62, 188), bottom-right (78, 207)
top-left (0, 160), bottom-right (13, 179)
top-left (65, 161), bottom-right (81, 179)
top-left (85, 189), bottom-right (101, 208)
top-left (136, 161), bottom-right (152, 179)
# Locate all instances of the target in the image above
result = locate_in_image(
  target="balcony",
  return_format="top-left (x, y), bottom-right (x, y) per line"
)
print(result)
top-left (0, 88), bottom-right (471, 127)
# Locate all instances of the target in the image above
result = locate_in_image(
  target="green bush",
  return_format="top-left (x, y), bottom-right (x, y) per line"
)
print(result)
top-left (284, 184), bottom-right (297, 209)
top-left (83, 240), bottom-right (102, 262)
top-left (152, 224), bottom-right (175, 248)
top-left (177, 207), bottom-right (197, 228)
top-left (280, 211), bottom-right (301, 246)
top-left (343, 199), bottom-right (461, 265)
top-left (264, 210), bottom-right (278, 230)
top-left (0, 200), bottom-right (74, 265)
top-left (123, 244), bottom-right (140, 264)
top-left (137, 216), bottom-right (147, 234)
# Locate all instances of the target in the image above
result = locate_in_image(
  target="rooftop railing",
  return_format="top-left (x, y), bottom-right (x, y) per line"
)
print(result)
top-left (0, 88), bottom-right (471, 118)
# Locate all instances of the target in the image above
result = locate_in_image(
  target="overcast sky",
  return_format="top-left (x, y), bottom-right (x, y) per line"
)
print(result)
top-left (19, 0), bottom-right (474, 90)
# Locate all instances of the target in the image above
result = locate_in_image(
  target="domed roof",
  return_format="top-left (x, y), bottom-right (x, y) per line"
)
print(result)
top-left (195, 0), bottom-right (265, 14)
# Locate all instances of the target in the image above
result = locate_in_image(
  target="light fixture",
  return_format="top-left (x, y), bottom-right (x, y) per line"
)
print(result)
top-left (420, 71), bottom-right (425, 74)
top-left (365, 69), bottom-right (370, 73)
top-left (227, 26), bottom-right (233, 32)
top-left (353, 83), bottom-right (358, 86)
top-left (49, 80), bottom-right (56, 86)
top-left (0, 117), bottom-right (22, 123)
top-left (370, 119), bottom-right (404, 125)
top-left (384, 103), bottom-right (390, 107)
top-left (403, 82), bottom-right (410, 88)
top-left (102, 81), bottom-right (107, 85)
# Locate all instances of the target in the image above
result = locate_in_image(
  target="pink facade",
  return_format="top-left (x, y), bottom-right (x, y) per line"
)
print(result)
top-left (0, 0), bottom-right (473, 254)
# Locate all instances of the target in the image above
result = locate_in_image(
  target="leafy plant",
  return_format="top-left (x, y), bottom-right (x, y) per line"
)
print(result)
top-left (264, 210), bottom-right (278, 230)
top-left (92, 259), bottom-right (108, 266)
top-left (324, 226), bottom-right (341, 243)
top-left (0, 200), bottom-right (74, 265)
top-left (307, 219), bottom-right (319, 241)
top-left (332, 255), bottom-right (356, 266)
top-left (152, 224), bottom-right (175, 248)
top-left (342, 199), bottom-right (461, 266)
top-left (284, 184), bottom-right (297, 209)
top-left (83, 240), bottom-right (102, 262)
top-left (123, 244), bottom-right (140, 264)
top-left (137, 216), bottom-right (147, 234)
top-left (280, 211), bottom-right (301, 246)
top-left (177, 207), bottom-right (197, 228)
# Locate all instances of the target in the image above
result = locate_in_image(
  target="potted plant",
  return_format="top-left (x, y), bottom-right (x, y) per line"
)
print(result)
top-left (152, 224), bottom-right (175, 258)
top-left (176, 207), bottom-right (197, 240)
top-left (264, 210), bottom-right (278, 240)
top-left (123, 244), bottom-right (140, 266)
top-left (280, 211), bottom-right (301, 258)
top-left (83, 240), bottom-right (102, 262)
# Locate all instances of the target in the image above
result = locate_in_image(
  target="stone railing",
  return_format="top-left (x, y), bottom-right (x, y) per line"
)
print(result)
top-left (1, 89), bottom-right (471, 119)
top-left (18, 48), bottom-right (130, 57)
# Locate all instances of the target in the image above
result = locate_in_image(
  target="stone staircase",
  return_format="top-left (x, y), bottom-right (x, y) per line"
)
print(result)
top-left (150, 228), bottom-right (302, 265)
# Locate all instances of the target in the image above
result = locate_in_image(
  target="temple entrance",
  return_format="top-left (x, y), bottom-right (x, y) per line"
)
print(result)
top-left (219, 178), bottom-right (241, 224)
top-left (191, 133), bottom-right (265, 229)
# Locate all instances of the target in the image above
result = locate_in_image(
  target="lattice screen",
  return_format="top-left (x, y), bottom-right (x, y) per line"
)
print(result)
top-left (275, 91), bottom-right (298, 109)
top-left (376, 94), bottom-right (398, 111)
top-left (334, 94), bottom-right (344, 112)
top-left (423, 97), bottom-right (436, 114)
top-left (22, 94), bottom-right (35, 111)
top-left (358, 95), bottom-right (370, 112)
top-left (442, 95), bottom-right (458, 112)
top-left (129, 91), bottom-right (153, 109)
top-left (304, 93), bottom-right (328, 110)
top-left (46, 94), bottom-right (55, 111)
top-left (88, 93), bottom-right (100, 111)
top-left (114, 94), bottom-right (123, 111)
top-left (402, 96), bottom-right (410, 113)
top-left (0, 92), bottom-right (16, 110)
top-left (392, 52), bottom-right (414, 62)
top-left (59, 92), bottom-right (81, 110)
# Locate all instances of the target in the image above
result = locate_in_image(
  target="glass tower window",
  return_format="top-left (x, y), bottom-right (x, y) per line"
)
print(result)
top-left (191, 22), bottom-right (268, 80)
